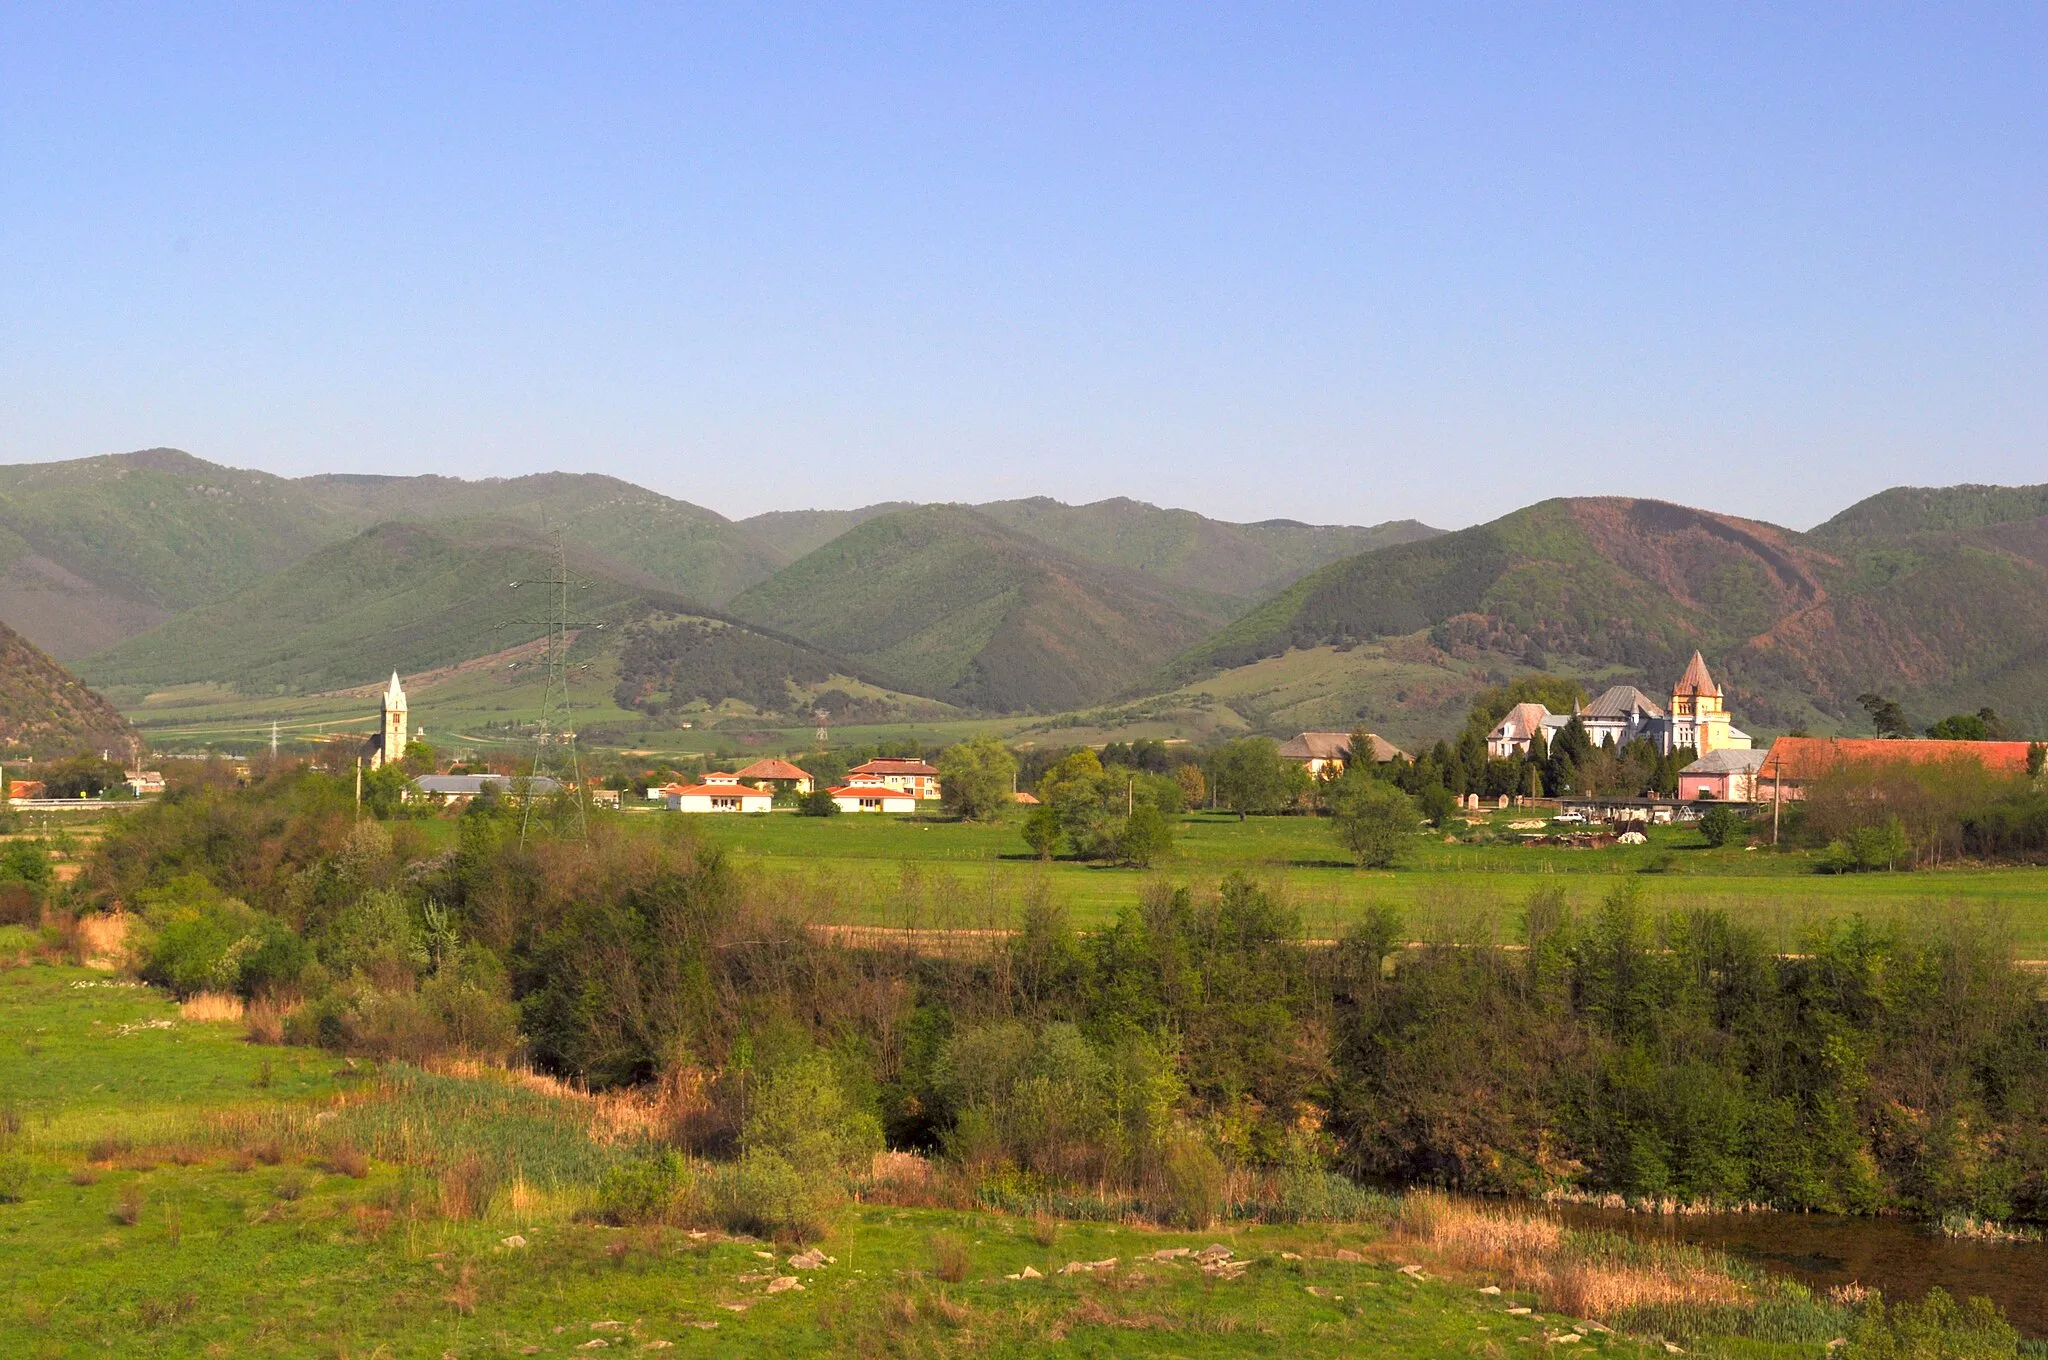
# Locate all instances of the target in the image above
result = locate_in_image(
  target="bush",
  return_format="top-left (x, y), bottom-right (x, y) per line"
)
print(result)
top-left (0, 1154), bottom-right (30, 1203)
top-left (593, 1153), bottom-right (691, 1226)
top-left (1116, 805), bottom-right (1174, 867)
top-left (797, 789), bottom-right (841, 817)
top-left (138, 879), bottom-right (310, 999)
top-left (1699, 806), bottom-right (1741, 848)
top-left (721, 1149), bottom-right (828, 1242)
top-left (1329, 776), bottom-right (1421, 868)
top-left (1160, 1133), bottom-right (1225, 1229)
top-left (1845, 1288), bottom-right (2017, 1359)
top-left (743, 1054), bottom-right (884, 1178)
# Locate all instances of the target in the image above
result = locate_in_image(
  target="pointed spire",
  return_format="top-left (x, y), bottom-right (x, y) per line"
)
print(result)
top-left (1673, 650), bottom-right (1720, 698)
top-left (386, 670), bottom-right (405, 702)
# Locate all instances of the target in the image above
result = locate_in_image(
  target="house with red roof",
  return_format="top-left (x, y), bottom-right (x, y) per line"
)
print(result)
top-left (846, 758), bottom-right (940, 800)
top-left (734, 758), bottom-right (814, 794)
top-left (663, 771), bottom-right (773, 813)
top-left (1757, 737), bottom-right (2037, 803)
top-left (829, 776), bottom-right (917, 813)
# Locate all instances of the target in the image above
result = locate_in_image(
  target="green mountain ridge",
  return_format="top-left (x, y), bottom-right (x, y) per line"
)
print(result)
top-left (0, 617), bottom-right (133, 756)
top-left (1164, 490), bottom-right (2048, 739)
top-left (727, 505), bottom-right (1217, 712)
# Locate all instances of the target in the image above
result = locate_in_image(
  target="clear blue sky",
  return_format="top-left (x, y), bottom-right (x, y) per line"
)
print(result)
top-left (2, 4), bottom-right (2042, 530)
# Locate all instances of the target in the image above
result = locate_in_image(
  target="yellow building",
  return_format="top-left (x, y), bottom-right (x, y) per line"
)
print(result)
top-left (1668, 652), bottom-right (1751, 757)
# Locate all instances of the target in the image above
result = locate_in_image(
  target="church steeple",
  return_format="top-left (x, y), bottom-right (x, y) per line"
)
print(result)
top-left (372, 671), bottom-right (409, 769)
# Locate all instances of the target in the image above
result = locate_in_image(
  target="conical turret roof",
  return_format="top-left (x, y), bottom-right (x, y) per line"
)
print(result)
top-left (1672, 651), bottom-right (1720, 698)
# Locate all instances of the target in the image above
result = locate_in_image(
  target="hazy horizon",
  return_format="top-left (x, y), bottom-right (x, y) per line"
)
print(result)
top-left (4, 6), bottom-right (2043, 531)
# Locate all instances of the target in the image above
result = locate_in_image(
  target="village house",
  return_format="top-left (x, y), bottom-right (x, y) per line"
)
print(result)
top-left (1277, 731), bottom-right (1407, 777)
top-left (1756, 736), bottom-right (2039, 803)
top-left (410, 773), bottom-right (562, 806)
top-left (846, 757), bottom-right (941, 800)
top-left (1485, 702), bottom-right (1574, 759)
top-left (1677, 748), bottom-right (1770, 802)
top-left (123, 770), bottom-right (166, 797)
top-left (5, 779), bottom-right (46, 801)
top-left (830, 775), bottom-right (918, 813)
top-left (663, 771), bottom-right (772, 813)
top-left (734, 757), bottom-right (814, 795)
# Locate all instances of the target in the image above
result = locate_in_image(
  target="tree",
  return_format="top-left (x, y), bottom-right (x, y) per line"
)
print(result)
top-left (1116, 805), bottom-right (1174, 867)
top-left (1174, 763), bottom-right (1207, 809)
top-left (1858, 692), bottom-right (1912, 740)
top-left (1416, 783), bottom-right (1459, 829)
top-left (796, 788), bottom-right (841, 817)
top-left (1698, 806), bottom-right (1741, 848)
top-left (1328, 776), bottom-right (1420, 868)
top-left (1926, 708), bottom-right (2007, 742)
top-left (1040, 748), bottom-right (1118, 853)
top-left (939, 736), bottom-right (1018, 822)
top-left (1022, 803), bottom-right (1062, 860)
top-left (1207, 738), bottom-right (1304, 820)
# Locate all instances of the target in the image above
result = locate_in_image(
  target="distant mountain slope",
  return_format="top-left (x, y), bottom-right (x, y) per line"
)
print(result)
top-left (0, 449), bottom-right (353, 658)
top-left (295, 472), bottom-right (784, 606)
top-left (79, 517), bottom-right (910, 723)
top-left (77, 520), bottom-right (698, 694)
top-left (0, 618), bottom-right (133, 755)
top-left (728, 505), bottom-right (1214, 712)
top-left (1167, 493), bottom-right (2048, 738)
top-left (973, 496), bottom-right (1438, 616)
top-left (738, 504), bottom-right (913, 561)
top-left (1808, 483), bottom-right (2048, 542)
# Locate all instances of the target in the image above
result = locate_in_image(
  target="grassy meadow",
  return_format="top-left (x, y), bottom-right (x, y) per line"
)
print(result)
top-left (644, 807), bottom-right (2048, 954)
top-left (0, 961), bottom-right (1877, 1359)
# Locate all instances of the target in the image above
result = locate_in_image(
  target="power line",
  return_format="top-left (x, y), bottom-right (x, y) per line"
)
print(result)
top-left (504, 533), bottom-right (606, 844)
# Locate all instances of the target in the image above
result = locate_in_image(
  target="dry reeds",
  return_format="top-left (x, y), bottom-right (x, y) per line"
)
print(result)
top-left (112, 1182), bottom-right (145, 1226)
top-left (178, 992), bottom-right (244, 1023)
top-left (1393, 1192), bottom-right (1748, 1324)
top-left (930, 1231), bottom-right (972, 1283)
top-left (243, 997), bottom-right (290, 1045)
top-left (74, 911), bottom-right (130, 968)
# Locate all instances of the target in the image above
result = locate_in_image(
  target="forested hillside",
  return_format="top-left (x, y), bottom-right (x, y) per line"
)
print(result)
top-left (729, 505), bottom-right (1215, 711)
top-left (0, 617), bottom-right (133, 755)
top-left (1168, 492), bottom-right (2048, 737)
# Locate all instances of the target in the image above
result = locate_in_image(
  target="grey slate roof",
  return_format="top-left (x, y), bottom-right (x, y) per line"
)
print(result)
top-left (412, 774), bottom-right (563, 796)
top-left (1680, 748), bottom-right (1768, 774)
top-left (1582, 685), bottom-right (1667, 720)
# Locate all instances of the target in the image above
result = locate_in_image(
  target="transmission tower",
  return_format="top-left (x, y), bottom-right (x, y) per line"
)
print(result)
top-left (814, 706), bottom-right (830, 748)
top-left (505, 534), bottom-right (606, 844)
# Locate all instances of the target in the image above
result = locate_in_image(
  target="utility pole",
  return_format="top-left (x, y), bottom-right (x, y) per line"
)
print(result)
top-left (505, 533), bottom-right (604, 845)
top-left (270, 721), bottom-right (280, 759)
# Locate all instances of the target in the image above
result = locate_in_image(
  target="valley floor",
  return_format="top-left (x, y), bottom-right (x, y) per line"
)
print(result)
top-left (0, 963), bottom-right (1809, 1359)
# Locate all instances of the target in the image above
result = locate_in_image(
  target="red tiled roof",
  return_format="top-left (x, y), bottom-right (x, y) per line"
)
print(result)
top-left (1673, 651), bottom-right (1721, 698)
top-left (736, 758), bottom-right (811, 781)
top-left (1762, 737), bottom-right (2035, 781)
top-left (1013, 790), bottom-right (1041, 804)
top-left (850, 759), bottom-right (938, 776)
top-left (666, 783), bottom-right (772, 798)
top-left (829, 785), bottom-right (913, 797)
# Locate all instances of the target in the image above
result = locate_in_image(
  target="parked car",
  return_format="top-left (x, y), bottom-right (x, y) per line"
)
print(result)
top-left (1551, 811), bottom-right (1588, 825)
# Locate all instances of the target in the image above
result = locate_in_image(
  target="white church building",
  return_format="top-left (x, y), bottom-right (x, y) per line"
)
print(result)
top-left (363, 671), bottom-right (418, 769)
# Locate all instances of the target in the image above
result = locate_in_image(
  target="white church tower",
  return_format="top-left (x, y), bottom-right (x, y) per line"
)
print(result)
top-left (371, 671), bottom-right (409, 769)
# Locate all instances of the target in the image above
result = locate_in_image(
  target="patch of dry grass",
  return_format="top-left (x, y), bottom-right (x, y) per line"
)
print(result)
top-left (1393, 1193), bottom-right (1748, 1323)
top-left (178, 992), bottom-right (244, 1023)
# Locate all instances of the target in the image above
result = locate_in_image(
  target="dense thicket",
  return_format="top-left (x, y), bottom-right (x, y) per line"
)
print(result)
top-left (76, 768), bottom-right (2048, 1224)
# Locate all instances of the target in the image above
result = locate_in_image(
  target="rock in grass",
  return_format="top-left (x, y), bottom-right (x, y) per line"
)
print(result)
top-left (501, 1234), bottom-right (528, 1248)
top-left (788, 1248), bottom-right (832, 1270)
top-left (765, 1276), bottom-right (802, 1294)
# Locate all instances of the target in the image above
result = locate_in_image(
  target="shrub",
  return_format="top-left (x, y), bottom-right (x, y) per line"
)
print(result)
top-left (929, 1230), bottom-right (972, 1283)
top-left (1160, 1133), bottom-right (1225, 1229)
top-left (1329, 776), bottom-right (1421, 868)
top-left (1115, 805), bottom-right (1174, 867)
top-left (0, 1154), bottom-right (30, 1203)
top-left (721, 1149), bottom-right (828, 1242)
top-left (593, 1153), bottom-right (691, 1226)
top-left (1845, 1287), bottom-right (2017, 1359)
top-left (743, 1053), bottom-right (884, 1178)
top-left (1698, 806), bottom-right (1741, 848)
top-left (796, 789), bottom-right (841, 817)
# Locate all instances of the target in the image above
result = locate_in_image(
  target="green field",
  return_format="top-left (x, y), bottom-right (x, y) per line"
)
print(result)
top-left (0, 963), bottom-right (1762, 1358)
top-left (666, 808), bottom-right (2048, 953)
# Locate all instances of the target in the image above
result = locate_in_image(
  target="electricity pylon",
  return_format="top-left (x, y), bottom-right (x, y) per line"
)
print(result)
top-left (505, 534), bottom-right (606, 844)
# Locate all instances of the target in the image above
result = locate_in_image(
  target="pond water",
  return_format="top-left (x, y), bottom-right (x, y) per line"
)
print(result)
top-left (1555, 1206), bottom-right (2048, 1338)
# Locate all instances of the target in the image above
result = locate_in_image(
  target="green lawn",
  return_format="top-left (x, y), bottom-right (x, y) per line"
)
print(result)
top-left (0, 965), bottom-right (1730, 1358)
top-left (663, 808), bottom-right (2048, 953)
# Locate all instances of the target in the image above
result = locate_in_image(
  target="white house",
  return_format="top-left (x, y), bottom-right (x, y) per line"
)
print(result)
top-left (829, 777), bottom-right (917, 813)
top-left (664, 771), bottom-right (771, 813)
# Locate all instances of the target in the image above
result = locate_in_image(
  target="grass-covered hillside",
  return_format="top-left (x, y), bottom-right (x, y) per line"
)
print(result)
top-left (73, 518), bottom-right (698, 696)
top-left (729, 505), bottom-right (1216, 712)
top-left (0, 617), bottom-right (134, 755)
top-left (0, 449), bottom-right (355, 658)
top-left (1167, 493), bottom-right (2048, 739)
top-left (297, 471), bottom-right (788, 607)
